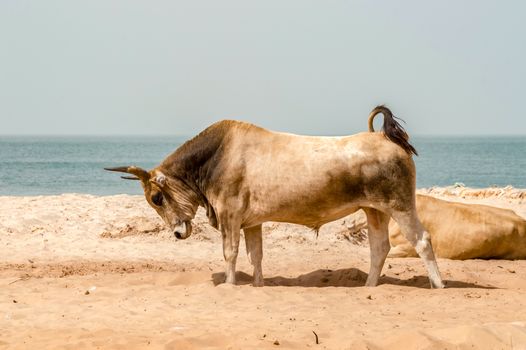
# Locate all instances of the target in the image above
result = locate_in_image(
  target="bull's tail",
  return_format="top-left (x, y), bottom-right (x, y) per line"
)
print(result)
top-left (367, 105), bottom-right (418, 156)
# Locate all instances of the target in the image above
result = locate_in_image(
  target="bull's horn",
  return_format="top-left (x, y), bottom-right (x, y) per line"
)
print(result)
top-left (104, 166), bottom-right (150, 182)
top-left (121, 176), bottom-right (140, 180)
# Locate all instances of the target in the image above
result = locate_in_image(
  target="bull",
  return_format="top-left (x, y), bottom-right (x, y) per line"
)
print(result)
top-left (105, 106), bottom-right (445, 288)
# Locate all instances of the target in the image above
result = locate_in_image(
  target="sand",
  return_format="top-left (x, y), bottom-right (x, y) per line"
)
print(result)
top-left (1, 187), bottom-right (526, 349)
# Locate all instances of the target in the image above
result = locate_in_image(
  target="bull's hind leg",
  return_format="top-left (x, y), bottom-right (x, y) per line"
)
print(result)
top-left (363, 208), bottom-right (391, 286)
top-left (244, 224), bottom-right (264, 287)
top-left (391, 210), bottom-right (445, 288)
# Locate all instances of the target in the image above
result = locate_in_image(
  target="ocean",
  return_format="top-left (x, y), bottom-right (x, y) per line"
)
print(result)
top-left (0, 135), bottom-right (524, 196)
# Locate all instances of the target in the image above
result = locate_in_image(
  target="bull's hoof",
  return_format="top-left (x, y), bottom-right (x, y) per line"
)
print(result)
top-left (252, 279), bottom-right (264, 287)
top-left (364, 277), bottom-right (379, 287)
top-left (224, 275), bottom-right (236, 285)
top-left (430, 281), bottom-right (446, 289)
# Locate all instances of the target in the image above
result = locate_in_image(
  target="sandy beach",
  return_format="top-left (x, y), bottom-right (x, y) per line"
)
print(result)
top-left (1, 187), bottom-right (526, 349)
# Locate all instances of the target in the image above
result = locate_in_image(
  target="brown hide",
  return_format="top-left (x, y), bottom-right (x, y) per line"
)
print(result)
top-left (389, 194), bottom-right (526, 259)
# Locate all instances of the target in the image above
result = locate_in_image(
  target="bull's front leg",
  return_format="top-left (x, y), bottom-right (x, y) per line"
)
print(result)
top-left (221, 221), bottom-right (241, 284)
top-left (244, 224), bottom-right (264, 287)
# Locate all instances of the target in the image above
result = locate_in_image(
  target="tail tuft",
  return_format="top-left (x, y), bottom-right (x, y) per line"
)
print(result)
top-left (367, 105), bottom-right (418, 156)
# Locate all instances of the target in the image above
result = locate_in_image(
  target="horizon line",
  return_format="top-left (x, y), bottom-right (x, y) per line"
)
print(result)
top-left (1, 133), bottom-right (525, 138)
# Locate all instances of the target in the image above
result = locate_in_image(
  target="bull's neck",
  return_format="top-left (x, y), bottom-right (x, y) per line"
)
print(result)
top-left (160, 123), bottom-right (229, 206)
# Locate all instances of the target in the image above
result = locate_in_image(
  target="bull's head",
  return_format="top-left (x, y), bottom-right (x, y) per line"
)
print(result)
top-left (104, 166), bottom-right (199, 239)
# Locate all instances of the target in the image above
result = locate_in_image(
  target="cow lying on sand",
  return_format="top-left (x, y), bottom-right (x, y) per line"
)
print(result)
top-left (390, 194), bottom-right (526, 259)
top-left (106, 106), bottom-right (445, 288)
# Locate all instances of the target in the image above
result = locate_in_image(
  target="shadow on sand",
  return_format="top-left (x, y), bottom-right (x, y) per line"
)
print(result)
top-left (212, 268), bottom-right (496, 289)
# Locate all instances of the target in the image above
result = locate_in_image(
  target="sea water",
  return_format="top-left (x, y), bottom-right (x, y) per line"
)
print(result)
top-left (0, 135), bottom-right (524, 195)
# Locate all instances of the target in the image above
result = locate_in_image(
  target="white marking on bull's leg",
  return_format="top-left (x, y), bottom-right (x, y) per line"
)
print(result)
top-left (392, 210), bottom-right (445, 289)
top-left (221, 223), bottom-right (241, 285)
top-left (363, 208), bottom-right (391, 287)
top-left (244, 225), bottom-right (264, 287)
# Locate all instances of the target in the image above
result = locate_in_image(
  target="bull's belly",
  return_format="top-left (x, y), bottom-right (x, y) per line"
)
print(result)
top-left (243, 203), bottom-right (362, 229)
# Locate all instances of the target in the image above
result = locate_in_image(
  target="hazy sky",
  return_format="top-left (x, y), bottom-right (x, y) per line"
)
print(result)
top-left (1, 1), bottom-right (525, 136)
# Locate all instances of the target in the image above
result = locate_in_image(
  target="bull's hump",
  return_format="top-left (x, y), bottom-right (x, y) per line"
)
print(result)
top-left (211, 119), bottom-right (267, 133)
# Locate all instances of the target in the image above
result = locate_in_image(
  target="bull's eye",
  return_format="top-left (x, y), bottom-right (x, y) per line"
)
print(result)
top-left (151, 192), bottom-right (163, 206)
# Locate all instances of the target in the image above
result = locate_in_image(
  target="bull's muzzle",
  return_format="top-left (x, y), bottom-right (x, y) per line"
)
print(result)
top-left (173, 221), bottom-right (192, 240)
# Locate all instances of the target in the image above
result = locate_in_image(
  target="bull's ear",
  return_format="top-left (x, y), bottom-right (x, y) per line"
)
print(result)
top-left (104, 166), bottom-right (150, 183)
top-left (151, 173), bottom-right (167, 187)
